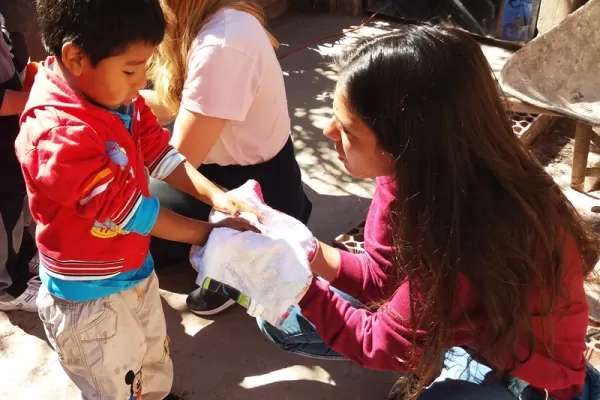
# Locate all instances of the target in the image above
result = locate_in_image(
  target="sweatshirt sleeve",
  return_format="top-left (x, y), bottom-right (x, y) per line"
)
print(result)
top-left (298, 276), bottom-right (426, 371)
top-left (136, 96), bottom-right (185, 180)
top-left (330, 178), bottom-right (399, 303)
top-left (332, 249), bottom-right (399, 303)
top-left (23, 124), bottom-right (144, 230)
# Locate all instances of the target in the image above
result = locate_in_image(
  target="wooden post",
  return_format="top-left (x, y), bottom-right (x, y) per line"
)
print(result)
top-left (336, 0), bottom-right (362, 17)
top-left (571, 122), bottom-right (593, 191)
top-left (519, 115), bottom-right (557, 147)
top-left (328, 0), bottom-right (337, 12)
top-left (505, 96), bottom-right (562, 117)
top-left (496, 0), bottom-right (506, 38)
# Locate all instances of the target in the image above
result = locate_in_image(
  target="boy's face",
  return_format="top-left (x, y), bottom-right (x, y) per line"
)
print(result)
top-left (62, 42), bottom-right (156, 110)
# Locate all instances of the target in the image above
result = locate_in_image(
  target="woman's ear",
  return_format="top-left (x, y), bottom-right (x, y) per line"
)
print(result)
top-left (60, 42), bottom-right (87, 77)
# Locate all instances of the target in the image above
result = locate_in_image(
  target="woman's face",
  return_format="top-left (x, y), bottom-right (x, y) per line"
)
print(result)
top-left (324, 87), bottom-right (395, 179)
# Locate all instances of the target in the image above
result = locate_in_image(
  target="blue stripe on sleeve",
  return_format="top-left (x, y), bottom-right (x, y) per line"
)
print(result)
top-left (123, 195), bottom-right (160, 235)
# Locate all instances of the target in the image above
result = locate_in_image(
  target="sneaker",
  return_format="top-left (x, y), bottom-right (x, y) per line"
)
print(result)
top-left (0, 276), bottom-right (40, 312)
top-left (186, 284), bottom-right (238, 316)
top-left (28, 251), bottom-right (39, 275)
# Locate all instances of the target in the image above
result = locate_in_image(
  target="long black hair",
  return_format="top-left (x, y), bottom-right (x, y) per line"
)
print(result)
top-left (336, 25), bottom-right (598, 398)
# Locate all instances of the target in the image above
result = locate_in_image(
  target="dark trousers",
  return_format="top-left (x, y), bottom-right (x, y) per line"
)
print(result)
top-left (149, 137), bottom-right (312, 260)
top-left (0, 192), bottom-right (35, 297)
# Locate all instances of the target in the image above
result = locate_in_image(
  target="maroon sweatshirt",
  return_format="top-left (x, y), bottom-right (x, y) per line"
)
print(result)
top-left (299, 176), bottom-right (589, 400)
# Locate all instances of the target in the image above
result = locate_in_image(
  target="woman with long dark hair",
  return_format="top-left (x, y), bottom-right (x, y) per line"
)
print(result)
top-left (258, 25), bottom-right (600, 399)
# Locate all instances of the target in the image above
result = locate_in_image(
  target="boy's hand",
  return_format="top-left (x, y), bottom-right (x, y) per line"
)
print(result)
top-left (211, 192), bottom-right (263, 221)
top-left (163, 162), bottom-right (263, 221)
top-left (212, 217), bottom-right (261, 234)
top-left (151, 208), bottom-right (260, 247)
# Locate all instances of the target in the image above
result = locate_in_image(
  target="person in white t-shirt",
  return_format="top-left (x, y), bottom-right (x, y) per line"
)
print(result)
top-left (145, 0), bottom-right (312, 316)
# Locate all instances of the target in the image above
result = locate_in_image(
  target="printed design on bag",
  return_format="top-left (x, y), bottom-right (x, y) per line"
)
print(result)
top-left (124, 368), bottom-right (142, 400)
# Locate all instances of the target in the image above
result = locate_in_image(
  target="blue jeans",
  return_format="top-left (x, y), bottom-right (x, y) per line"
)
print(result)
top-left (257, 288), bottom-right (600, 399)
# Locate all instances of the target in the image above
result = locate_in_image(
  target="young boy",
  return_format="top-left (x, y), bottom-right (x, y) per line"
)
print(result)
top-left (15, 0), bottom-right (257, 399)
top-left (0, 9), bottom-right (39, 312)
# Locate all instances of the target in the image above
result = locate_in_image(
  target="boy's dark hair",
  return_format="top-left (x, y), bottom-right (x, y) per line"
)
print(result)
top-left (36, 0), bottom-right (165, 66)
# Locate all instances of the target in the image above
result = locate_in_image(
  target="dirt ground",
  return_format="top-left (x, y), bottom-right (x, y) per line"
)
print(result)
top-left (1, 11), bottom-right (599, 400)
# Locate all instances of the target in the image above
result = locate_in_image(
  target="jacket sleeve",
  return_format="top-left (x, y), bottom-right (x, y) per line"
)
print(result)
top-left (333, 248), bottom-right (400, 304)
top-left (136, 96), bottom-right (185, 180)
top-left (24, 124), bottom-right (144, 230)
top-left (298, 277), bottom-right (427, 371)
top-left (299, 272), bottom-right (480, 371)
top-left (331, 178), bottom-right (400, 303)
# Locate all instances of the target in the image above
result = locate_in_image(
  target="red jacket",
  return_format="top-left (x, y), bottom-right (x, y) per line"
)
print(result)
top-left (16, 58), bottom-right (178, 280)
top-left (300, 177), bottom-right (589, 400)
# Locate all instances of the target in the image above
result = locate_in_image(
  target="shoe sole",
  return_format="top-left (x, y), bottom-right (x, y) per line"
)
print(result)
top-left (188, 299), bottom-right (236, 316)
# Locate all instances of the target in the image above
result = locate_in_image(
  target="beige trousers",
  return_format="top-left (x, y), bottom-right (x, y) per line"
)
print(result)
top-left (37, 271), bottom-right (173, 400)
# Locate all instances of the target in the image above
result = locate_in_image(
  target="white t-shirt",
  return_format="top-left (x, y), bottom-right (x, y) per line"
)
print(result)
top-left (180, 9), bottom-right (291, 166)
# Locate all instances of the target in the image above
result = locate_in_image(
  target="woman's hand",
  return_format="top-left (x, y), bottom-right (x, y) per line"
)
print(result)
top-left (212, 217), bottom-right (261, 234)
top-left (211, 192), bottom-right (263, 221)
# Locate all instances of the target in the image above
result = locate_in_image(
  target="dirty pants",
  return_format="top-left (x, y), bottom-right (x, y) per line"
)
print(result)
top-left (37, 271), bottom-right (173, 400)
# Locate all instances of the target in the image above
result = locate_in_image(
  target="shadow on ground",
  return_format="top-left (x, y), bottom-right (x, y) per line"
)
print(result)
top-left (0, 12), bottom-right (400, 400)
top-left (159, 288), bottom-right (395, 400)
top-left (4, 258), bottom-right (395, 400)
top-left (153, 185), bottom-right (381, 399)
top-left (272, 12), bottom-right (397, 199)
